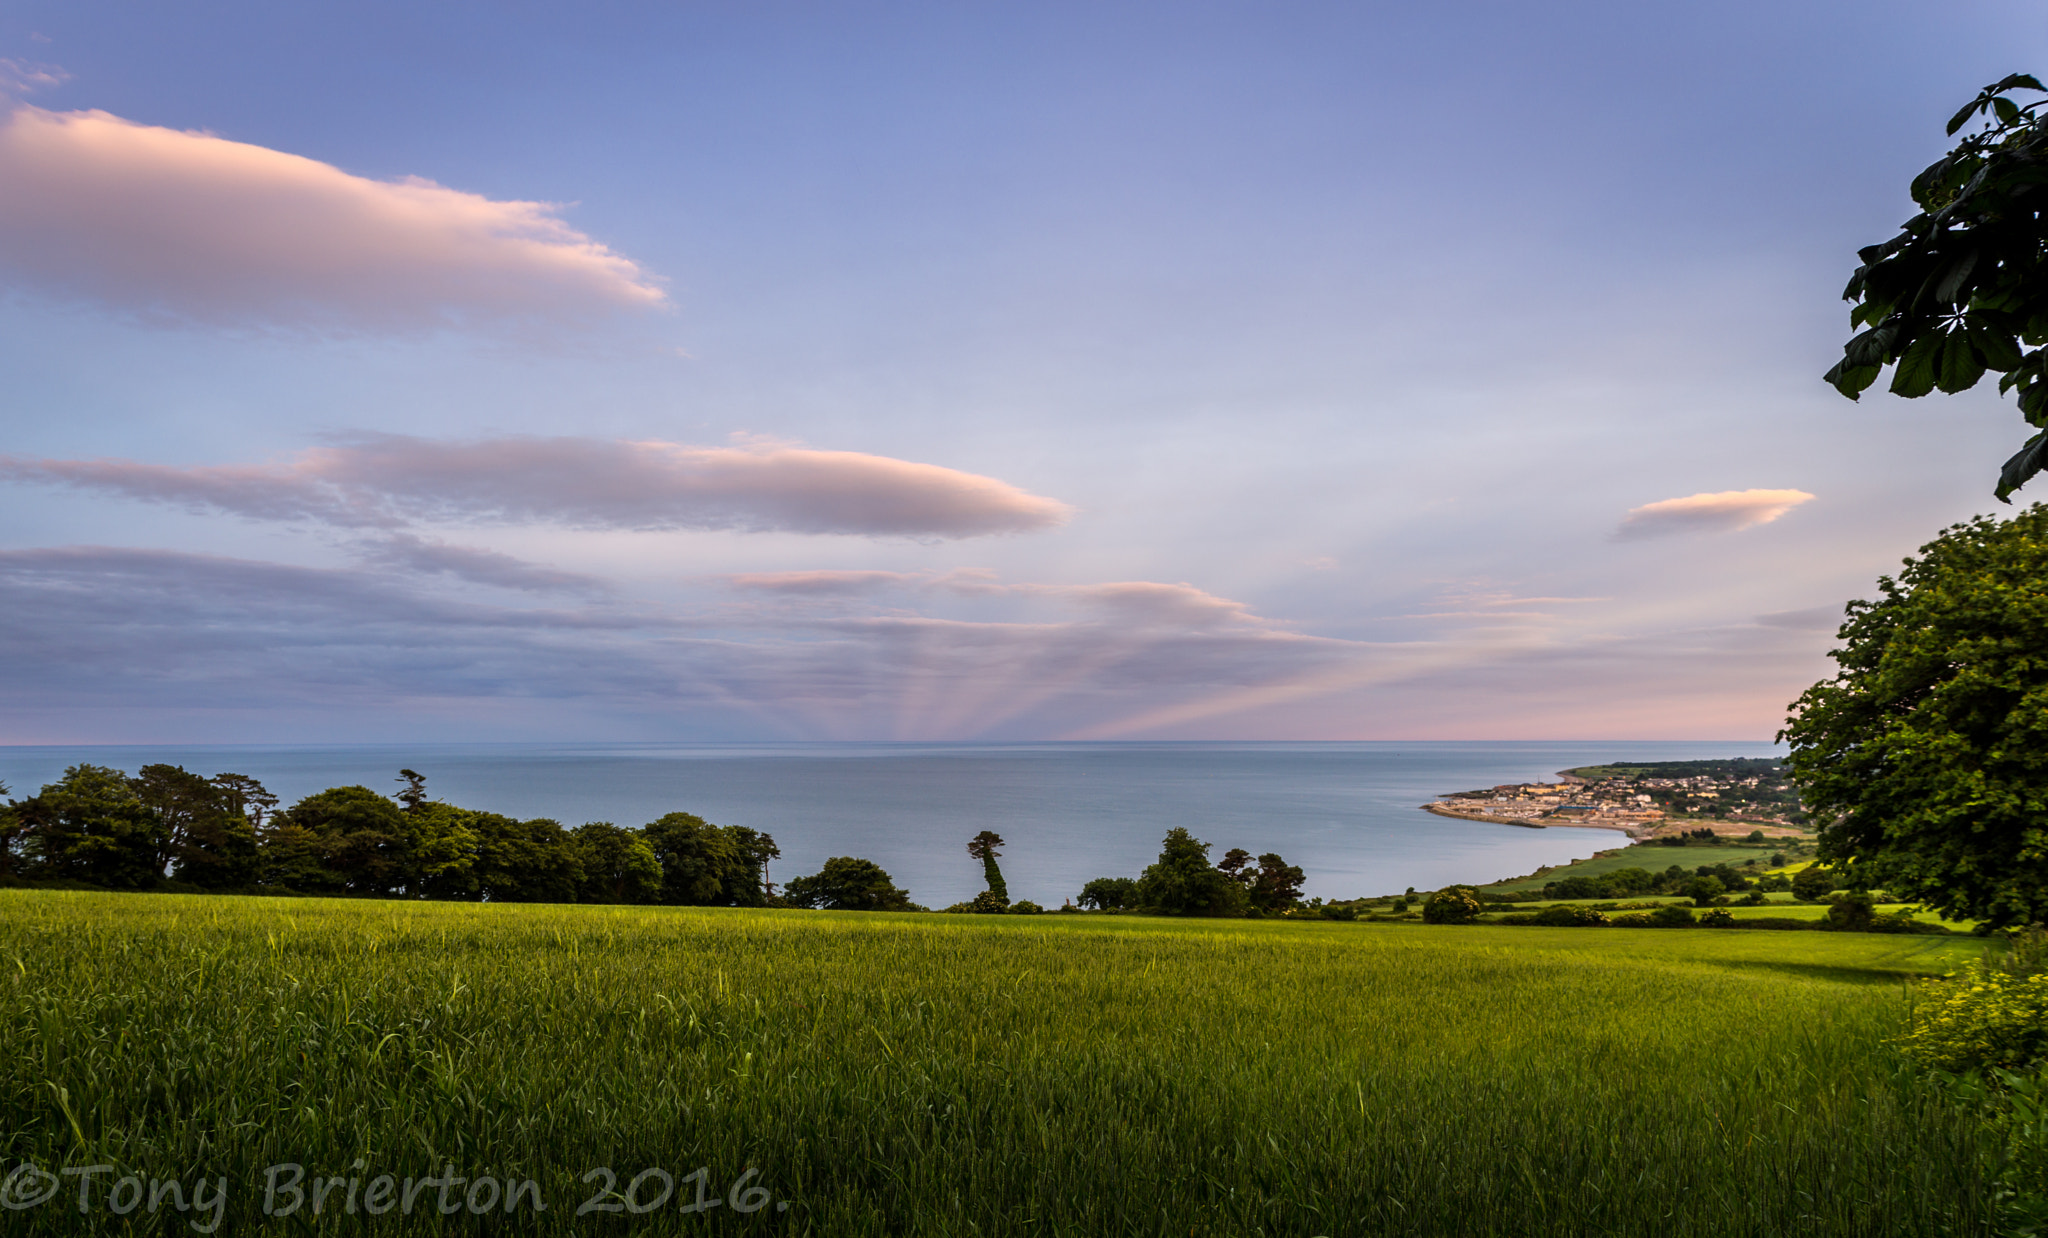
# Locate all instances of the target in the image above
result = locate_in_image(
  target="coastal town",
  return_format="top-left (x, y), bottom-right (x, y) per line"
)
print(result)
top-left (1423, 758), bottom-right (1808, 839)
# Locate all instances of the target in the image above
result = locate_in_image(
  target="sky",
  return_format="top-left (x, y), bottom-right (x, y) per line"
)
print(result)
top-left (0, 0), bottom-right (2042, 744)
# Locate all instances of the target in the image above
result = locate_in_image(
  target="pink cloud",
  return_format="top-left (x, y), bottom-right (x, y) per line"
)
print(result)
top-left (0, 104), bottom-right (665, 329)
top-left (1615, 488), bottom-right (1815, 540)
top-left (0, 435), bottom-right (1074, 538)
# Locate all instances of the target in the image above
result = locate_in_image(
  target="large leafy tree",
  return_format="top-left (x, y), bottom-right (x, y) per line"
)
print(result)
top-left (1781, 506), bottom-right (2048, 928)
top-left (570, 822), bottom-right (663, 904)
top-left (784, 856), bottom-right (912, 911)
top-left (470, 814), bottom-right (583, 903)
top-left (1826, 73), bottom-right (2048, 499)
top-left (14, 764), bottom-right (160, 888)
top-left (1135, 828), bottom-right (1248, 916)
top-left (643, 811), bottom-right (742, 904)
top-left (276, 785), bottom-right (412, 895)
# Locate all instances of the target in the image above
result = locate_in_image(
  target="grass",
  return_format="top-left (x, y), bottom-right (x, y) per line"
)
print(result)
top-left (0, 890), bottom-right (2007, 1236)
top-left (1485, 843), bottom-right (1790, 892)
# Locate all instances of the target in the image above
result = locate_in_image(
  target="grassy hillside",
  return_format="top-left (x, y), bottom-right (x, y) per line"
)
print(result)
top-left (0, 891), bottom-right (2002, 1236)
top-left (1485, 843), bottom-right (1789, 892)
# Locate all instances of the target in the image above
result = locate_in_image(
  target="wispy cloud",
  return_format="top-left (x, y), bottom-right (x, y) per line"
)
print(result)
top-left (354, 534), bottom-right (605, 595)
top-left (0, 548), bottom-right (1829, 741)
top-left (0, 59), bottom-right (68, 96)
top-left (1615, 488), bottom-right (1815, 540)
top-left (0, 435), bottom-right (1074, 539)
top-left (0, 104), bottom-right (665, 330)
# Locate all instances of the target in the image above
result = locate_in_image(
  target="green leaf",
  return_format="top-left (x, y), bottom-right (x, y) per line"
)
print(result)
top-left (1936, 331), bottom-right (1987, 393)
top-left (1931, 250), bottom-right (1980, 305)
top-left (1889, 331), bottom-right (1944, 398)
top-left (1995, 431), bottom-right (2048, 501)
top-left (1994, 96), bottom-right (2021, 125)
top-left (1843, 324), bottom-right (1898, 367)
top-left (1824, 361), bottom-right (1881, 398)
top-left (1966, 323), bottom-right (2025, 371)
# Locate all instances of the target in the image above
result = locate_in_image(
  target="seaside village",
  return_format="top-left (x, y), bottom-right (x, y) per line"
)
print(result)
top-left (1424, 768), bottom-right (1804, 836)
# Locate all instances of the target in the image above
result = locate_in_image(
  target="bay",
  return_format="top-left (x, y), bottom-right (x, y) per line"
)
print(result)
top-left (0, 740), bottom-right (1782, 907)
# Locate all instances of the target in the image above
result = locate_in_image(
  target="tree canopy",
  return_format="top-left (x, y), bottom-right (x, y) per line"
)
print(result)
top-left (1825, 74), bottom-right (2048, 499)
top-left (0, 764), bottom-right (781, 909)
top-left (1781, 506), bottom-right (2048, 928)
top-left (784, 856), bottom-right (912, 911)
top-left (1135, 828), bottom-right (1250, 916)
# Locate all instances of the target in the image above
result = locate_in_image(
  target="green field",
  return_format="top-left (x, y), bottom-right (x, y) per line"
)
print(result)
top-left (0, 891), bottom-right (2007, 1236)
top-left (1484, 842), bottom-right (1790, 892)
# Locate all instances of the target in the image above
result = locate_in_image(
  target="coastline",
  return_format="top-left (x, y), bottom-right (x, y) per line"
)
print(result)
top-left (1421, 802), bottom-right (1645, 837)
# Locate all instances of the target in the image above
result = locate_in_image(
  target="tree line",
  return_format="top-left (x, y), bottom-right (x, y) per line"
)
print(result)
top-left (0, 764), bottom-right (780, 907)
top-left (0, 766), bottom-right (1312, 918)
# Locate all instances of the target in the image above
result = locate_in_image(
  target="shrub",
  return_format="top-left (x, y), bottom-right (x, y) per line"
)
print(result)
top-left (1532, 904), bottom-right (1609, 927)
top-left (1009, 900), bottom-right (1044, 915)
top-left (1422, 887), bottom-right (1482, 925)
top-left (1825, 891), bottom-right (1877, 932)
top-left (1682, 876), bottom-right (1727, 907)
top-left (1741, 890), bottom-right (1768, 906)
top-left (1321, 903), bottom-right (1358, 921)
top-left (1897, 963), bottom-right (2048, 1074)
top-left (1700, 908), bottom-right (1736, 927)
top-left (1792, 864), bottom-right (1837, 902)
top-left (1649, 904), bottom-right (1696, 928)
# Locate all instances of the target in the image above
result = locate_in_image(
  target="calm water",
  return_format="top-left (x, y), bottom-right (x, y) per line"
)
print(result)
top-left (0, 741), bottom-right (1781, 906)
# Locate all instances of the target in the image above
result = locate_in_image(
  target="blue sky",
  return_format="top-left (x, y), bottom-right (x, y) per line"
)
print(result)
top-left (0, 0), bottom-right (2042, 743)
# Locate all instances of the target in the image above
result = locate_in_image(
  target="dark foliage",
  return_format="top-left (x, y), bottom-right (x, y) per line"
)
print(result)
top-left (785, 856), bottom-right (912, 911)
top-left (1824, 74), bottom-right (2048, 498)
top-left (1135, 828), bottom-right (1249, 916)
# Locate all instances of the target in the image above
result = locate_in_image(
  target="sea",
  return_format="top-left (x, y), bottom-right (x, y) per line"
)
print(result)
top-left (0, 740), bottom-right (1782, 907)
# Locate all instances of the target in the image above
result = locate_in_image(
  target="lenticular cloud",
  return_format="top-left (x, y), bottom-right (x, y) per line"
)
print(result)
top-left (0, 104), bottom-right (666, 330)
top-left (1614, 488), bottom-right (1814, 540)
top-left (0, 435), bottom-right (1074, 539)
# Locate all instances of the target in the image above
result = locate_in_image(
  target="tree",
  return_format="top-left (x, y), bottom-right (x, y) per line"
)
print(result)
top-left (183, 773), bottom-right (273, 889)
top-left (1077, 876), bottom-right (1136, 910)
top-left (14, 765), bottom-right (160, 888)
top-left (0, 781), bottom-right (21, 879)
top-left (1825, 74), bottom-right (2048, 499)
top-left (1134, 828), bottom-right (1248, 916)
top-left (401, 802), bottom-right (483, 899)
top-left (571, 822), bottom-right (663, 904)
top-left (784, 856), bottom-right (912, 911)
top-left (1781, 508), bottom-right (2048, 928)
top-left (278, 786), bottom-right (412, 896)
top-left (1681, 875), bottom-right (1727, 908)
top-left (1791, 863), bottom-right (1838, 904)
top-left (1422, 887), bottom-right (1482, 924)
top-left (966, 830), bottom-right (1009, 906)
top-left (1245, 853), bottom-right (1306, 913)
top-left (644, 812), bottom-right (741, 905)
top-left (725, 827), bottom-right (782, 906)
top-left (471, 815), bottom-right (583, 903)
top-left (395, 769), bottom-right (429, 813)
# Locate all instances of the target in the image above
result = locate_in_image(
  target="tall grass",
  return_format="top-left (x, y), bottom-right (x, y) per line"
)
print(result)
top-left (0, 891), bottom-right (2000, 1235)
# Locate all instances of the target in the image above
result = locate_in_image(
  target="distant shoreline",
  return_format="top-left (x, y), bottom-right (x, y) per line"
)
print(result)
top-left (1421, 802), bottom-right (1644, 837)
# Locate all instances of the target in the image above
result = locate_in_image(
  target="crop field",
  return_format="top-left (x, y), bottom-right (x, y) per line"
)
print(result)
top-left (0, 891), bottom-right (2007, 1237)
